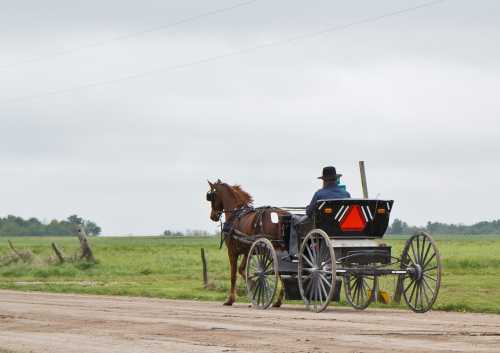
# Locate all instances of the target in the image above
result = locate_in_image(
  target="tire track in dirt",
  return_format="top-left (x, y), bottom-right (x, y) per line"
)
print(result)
top-left (0, 290), bottom-right (498, 353)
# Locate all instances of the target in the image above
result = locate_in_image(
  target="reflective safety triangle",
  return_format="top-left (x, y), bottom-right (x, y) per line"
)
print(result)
top-left (339, 205), bottom-right (367, 232)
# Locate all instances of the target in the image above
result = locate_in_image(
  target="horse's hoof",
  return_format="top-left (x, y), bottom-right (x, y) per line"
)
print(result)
top-left (223, 301), bottom-right (234, 306)
top-left (272, 302), bottom-right (282, 308)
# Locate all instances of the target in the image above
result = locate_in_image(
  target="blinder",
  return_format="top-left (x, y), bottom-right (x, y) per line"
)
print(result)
top-left (206, 191), bottom-right (216, 202)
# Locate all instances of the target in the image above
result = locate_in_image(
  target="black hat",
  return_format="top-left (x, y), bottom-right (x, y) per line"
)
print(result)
top-left (318, 166), bottom-right (342, 181)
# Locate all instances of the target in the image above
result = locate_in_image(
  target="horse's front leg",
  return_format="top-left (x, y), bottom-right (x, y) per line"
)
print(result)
top-left (224, 252), bottom-right (238, 306)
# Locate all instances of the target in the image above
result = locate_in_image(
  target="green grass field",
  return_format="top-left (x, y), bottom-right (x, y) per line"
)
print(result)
top-left (0, 235), bottom-right (499, 314)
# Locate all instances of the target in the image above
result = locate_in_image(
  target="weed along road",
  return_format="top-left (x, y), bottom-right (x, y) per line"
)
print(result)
top-left (0, 290), bottom-right (499, 353)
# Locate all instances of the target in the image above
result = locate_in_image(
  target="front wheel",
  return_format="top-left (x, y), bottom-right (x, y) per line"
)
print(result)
top-left (245, 238), bottom-right (279, 309)
top-left (344, 273), bottom-right (377, 310)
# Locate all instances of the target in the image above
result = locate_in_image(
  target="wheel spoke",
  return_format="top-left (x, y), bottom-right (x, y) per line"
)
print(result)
top-left (305, 244), bottom-right (315, 266)
top-left (423, 265), bottom-right (438, 273)
top-left (305, 276), bottom-right (314, 299)
top-left (355, 278), bottom-right (362, 305)
top-left (361, 279), bottom-right (370, 302)
top-left (316, 281), bottom-right (324, 306)
top-left (319, 275), bottom-right (329, 300)
top-left (301, 254), bottom-right (315, 268)
top-left (308, 278), bottom-right (315, 302)
top-left (261, 250), bottom-right (270, 269)
top-left (413, 281), bottom-right (421, 309)
top-left (360, 281), bottom-right (367, 303)
top-left (263, 254), bottom-right (273, 272)
top-left (408, 279), bottom-right (418, 304)
top-left (424, 273), bottom-right (437, 282)
top-left (421, 277), bottom-right (436, 298)
top-left (404, 278), bottom-right (416, 294)
top-left (410, 242), bottom-right (418, 265)
top-left (422, 243), bottom-right (432, 264)
top-left (421, 279), bottom-right (431, 308)
top-left (419, 236), bottom-right (426, 264)
top-left (318, 241), bottom-right (328, 264)
top-left (419, 281), bottom-right (425, 310)
top-left (423, 252), bottom-right (437, 269)
top-left (310, 238), bottom-right (318, 266)
top-left (253, 280), bottom-right (261, 300)
top-left (319, 273), bottom-right (332, 290)
top-left (314, 279), bottom-right (319, 306)
top-left (261, 278), bottom-right (270, 305)
top-left (416, 236), bottom-right (421, 263)
top-left (351, 278), bottom-right (359, 303)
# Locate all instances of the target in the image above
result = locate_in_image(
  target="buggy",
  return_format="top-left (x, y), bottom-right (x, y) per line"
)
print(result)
top-left (243, 198), bottom-right (442, 313)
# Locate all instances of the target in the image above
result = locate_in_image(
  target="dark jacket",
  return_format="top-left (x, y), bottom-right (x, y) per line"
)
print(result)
top-left (306, 184), bottom-right (351, 217)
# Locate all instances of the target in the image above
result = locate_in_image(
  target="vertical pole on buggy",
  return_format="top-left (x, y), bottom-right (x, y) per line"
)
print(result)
top-left (359, 161), bottom-right (369, 199)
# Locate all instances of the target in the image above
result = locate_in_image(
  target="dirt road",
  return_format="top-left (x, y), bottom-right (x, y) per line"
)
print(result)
top-left (0, 290), bottom-right (498, 353)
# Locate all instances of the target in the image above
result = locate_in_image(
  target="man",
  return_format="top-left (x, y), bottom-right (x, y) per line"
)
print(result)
top-left (306, 166), bottom-right (351, 217)
top-left (289, 166), bottom-right (351, 257)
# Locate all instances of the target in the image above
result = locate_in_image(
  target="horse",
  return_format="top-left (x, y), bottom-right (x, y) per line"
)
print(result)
top-left (207, 179), bottom-right (289, 306)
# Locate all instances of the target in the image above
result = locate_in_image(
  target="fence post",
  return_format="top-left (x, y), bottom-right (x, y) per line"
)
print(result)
top-left (201, 248), bottom-right (208, 288)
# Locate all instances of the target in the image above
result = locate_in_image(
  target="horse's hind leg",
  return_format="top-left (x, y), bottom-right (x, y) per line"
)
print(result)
top-left (238, 254), bottom-right (248, 279)
top-left (224, 253), bottom-right (238, 306)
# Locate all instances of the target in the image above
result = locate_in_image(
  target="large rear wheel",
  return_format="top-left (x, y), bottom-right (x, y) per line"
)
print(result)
top-left (245, 238), bottom-right (279, 309)
top-left (400, 232), bottom-right (442, 313)
top-left (298, 229), bottom-right (336, 313)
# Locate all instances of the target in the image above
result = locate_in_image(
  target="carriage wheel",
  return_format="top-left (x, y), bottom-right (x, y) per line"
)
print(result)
top-left (400, 232), bottom-right (442, 313)
top-left (344, 273), bottom-right (377, 310)
top-left (298, 229), bottom-right (336, 313)
top-left (245, 238), bottom-right (279, 310)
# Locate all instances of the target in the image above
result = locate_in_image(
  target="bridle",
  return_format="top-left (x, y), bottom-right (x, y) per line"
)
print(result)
top-left (206, 189), bottom-right (248, 220)
top-left (206, 190), bottom-right (223, 221)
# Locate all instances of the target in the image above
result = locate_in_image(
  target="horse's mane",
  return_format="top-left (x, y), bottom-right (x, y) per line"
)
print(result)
top-left (231, 184), bottom-right (254, 206)
top-left (217, 181), bottom-right (253, 206)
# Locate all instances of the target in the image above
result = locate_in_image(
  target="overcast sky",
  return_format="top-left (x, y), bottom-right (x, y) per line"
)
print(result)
top-left (1, 0), bottom-right (499, 235)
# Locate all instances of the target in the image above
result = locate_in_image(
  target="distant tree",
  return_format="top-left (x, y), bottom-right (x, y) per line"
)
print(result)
top-left (67, 215), bottom-right (84, 226)
top-left (163, 230), bottom-right (183, 236)
top-left (84, 220), bottom-right (101, 236)
top-left (390, 219), bottom-right (404, 234)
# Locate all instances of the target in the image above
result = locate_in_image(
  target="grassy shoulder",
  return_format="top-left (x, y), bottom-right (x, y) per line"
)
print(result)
top-left (0, 235), bottom-right (499, 314)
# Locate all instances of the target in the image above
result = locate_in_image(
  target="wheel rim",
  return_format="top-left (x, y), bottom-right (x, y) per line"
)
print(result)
top-left (246, 238), bottom-right (279, 309)
top-left (298, 229), bottom-right (336, 313)
top-left (400, 232), bottom-right (442, 313)
top-left (344, 274), bottom-right (377, 310)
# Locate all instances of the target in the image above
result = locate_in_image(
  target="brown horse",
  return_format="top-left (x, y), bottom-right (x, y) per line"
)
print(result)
top-left (207, 179), bottom-right (289, 306)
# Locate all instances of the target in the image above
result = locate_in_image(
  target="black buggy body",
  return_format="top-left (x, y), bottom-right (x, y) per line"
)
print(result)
top-left (242, 198), bottom-right (442, 313)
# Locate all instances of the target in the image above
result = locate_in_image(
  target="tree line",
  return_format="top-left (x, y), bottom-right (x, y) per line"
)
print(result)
top-left (388, 218), bottom-right (500, 235)
top-left (163, 229), bottom-right (214, 237)
top-left (0, 215), bottom-right (101, 236)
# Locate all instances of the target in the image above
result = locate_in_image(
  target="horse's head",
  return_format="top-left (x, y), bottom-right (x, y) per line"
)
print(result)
top-left (206, 179), bottom-right (254, 222)
top-left (207, 180), bottom-right (224, 222)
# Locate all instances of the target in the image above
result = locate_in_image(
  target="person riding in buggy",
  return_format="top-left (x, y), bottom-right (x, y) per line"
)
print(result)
top-left (288, 166), bottom-right (351, 258)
